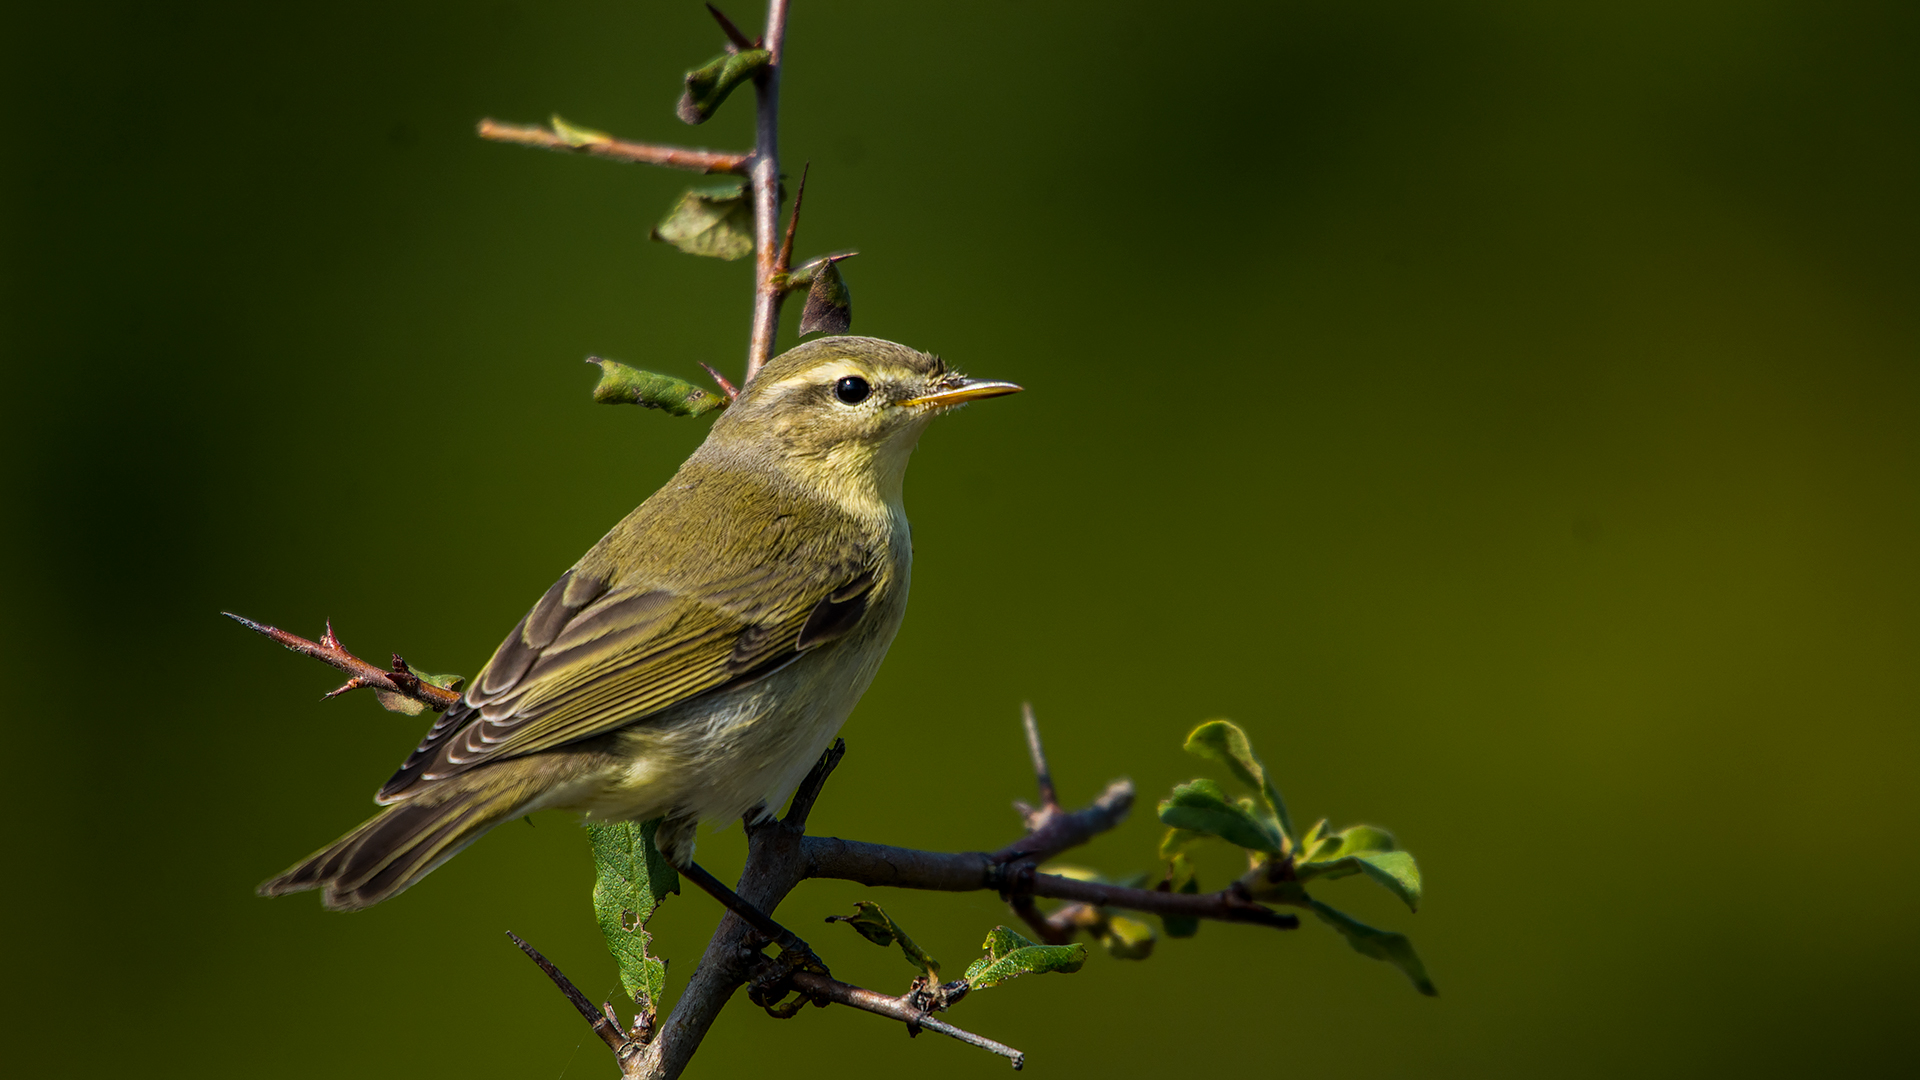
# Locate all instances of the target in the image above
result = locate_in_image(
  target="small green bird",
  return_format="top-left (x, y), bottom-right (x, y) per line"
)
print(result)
top-left (262, 336), bottom-right (1020, 911)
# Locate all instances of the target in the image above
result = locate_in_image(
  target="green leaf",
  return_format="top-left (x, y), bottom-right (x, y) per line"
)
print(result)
top-left (588, 818), bottom-right (680, 1010)
top-left (1161, 851), bottom-right (1200, 938)
top-left (962, 926), bottom-right (1085, 990)
top-left (1098, 915), bottom-right (1157, 960)
top-left (1329, 825), bottom-right (1396, 857)
top-left (1352, 851), bottom-right (1422, 912)
top-left (549, 113), bottom-right (612, 147)
top-left (826, 901), bottom-right (940, 980)
top-left (587, 358), bottom-right (730, 417)
top-left (1296, 826), bottom-right (1421, 911)
top-left (1158, 778), bottom-right (1283, 853)
top-left (1310, 899), bottom-right (1436, 996)
top-left (677, 49), bottom-right (770, 125)
top-left (1158, 827), bottom-right (1207, 861)
top-left (797, 257), bottom-right (852, 336)
top-left (1296, 818), bottom-right (1332, 862)
top-left (651, 182), bottom-right (755, 261)
top-left (1183, 719), bottom-right (1295, 846)
top-left (372, 669), bottom-right (463, 716)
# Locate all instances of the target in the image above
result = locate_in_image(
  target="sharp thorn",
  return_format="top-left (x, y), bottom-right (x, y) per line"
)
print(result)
top-left (699, 362), bottom-right (740, 402)
top-left (323, 677), bottom-right (367, 699)
top-left (705, 3), bottom-right (756, 51)
top-left (776, 161), bottom-right (810, 275)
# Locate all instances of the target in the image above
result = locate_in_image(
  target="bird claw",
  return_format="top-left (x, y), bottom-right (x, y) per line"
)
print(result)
top-left (746, 937), bottom-right (831, 1018)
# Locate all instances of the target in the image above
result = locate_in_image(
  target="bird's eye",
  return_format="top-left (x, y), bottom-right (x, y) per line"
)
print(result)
top-left (833, 375), bottom-right (871, 405)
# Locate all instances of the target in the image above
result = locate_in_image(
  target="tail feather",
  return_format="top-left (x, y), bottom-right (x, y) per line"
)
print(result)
top-left (260, 776), bottom-right (539, 911)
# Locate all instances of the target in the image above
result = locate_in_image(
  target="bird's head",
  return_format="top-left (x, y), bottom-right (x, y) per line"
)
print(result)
top-left (704, 336), bottom-right (1021, 511)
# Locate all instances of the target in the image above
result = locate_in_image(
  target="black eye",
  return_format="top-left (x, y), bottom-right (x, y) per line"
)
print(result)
top-left (834, 375), bottom-right (871, 404)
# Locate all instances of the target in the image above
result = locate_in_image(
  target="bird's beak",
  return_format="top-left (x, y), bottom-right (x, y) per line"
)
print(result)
top-left (898, 379), bottom-right (1024, 409)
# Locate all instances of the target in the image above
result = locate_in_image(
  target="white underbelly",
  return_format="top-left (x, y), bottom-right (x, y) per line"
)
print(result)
top-left (575, 583), bottom-right (907, 832)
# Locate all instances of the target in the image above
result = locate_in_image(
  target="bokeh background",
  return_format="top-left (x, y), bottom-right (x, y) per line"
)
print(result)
top-left (4, 0), bottom-right (1916, 1076)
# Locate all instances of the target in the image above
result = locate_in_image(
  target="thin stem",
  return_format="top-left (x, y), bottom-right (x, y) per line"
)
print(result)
top-left (1027, 873), bottom-right (1301, 931)
top-left (1020, 702), bottom-right (1058, 810)
top-left (477, 119), bottom-right (749, 174)
top-left (801, 835), bottom-right (1298, 930)
top-left (1009, 894), bottom-right (1080, 946)
top-left (744, 0), bottom-right (791, 382)
top-left (678, 860), bottom-right (813, 958)
top-left (787, 971), bottom-right (1025, 1069)
top-left (783, 738), bottom-right (846, 831)
top-left (507, 932), bottom-right (640, 1066)
top-left (992, 778), bottom-right (1134, 865)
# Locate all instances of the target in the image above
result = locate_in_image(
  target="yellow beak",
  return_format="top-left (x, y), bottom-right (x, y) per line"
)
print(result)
top-left (898, 379), bottom-right (1024, 409)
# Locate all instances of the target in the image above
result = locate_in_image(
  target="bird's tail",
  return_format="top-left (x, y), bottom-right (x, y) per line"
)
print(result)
top-left (259, 763), bottom-right (562, 911)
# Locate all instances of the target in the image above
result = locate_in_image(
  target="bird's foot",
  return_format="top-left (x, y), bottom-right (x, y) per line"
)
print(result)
top-left (746, 936), bottom-right (830, 1019)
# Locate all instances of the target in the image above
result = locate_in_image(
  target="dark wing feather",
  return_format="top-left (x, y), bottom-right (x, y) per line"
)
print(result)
top-left (379, 555), bottom-right (875, 803)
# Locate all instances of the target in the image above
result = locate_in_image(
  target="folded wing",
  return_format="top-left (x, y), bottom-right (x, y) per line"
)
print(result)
top-left (378, 556), bottom-right (877, 803)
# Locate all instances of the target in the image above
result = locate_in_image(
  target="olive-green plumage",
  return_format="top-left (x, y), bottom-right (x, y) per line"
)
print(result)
top-left (261, 336), bottom-right (1020, 911)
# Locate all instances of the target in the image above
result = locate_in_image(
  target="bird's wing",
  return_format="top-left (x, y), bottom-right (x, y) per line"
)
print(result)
top-left (377, 550), bottom-right (878, 803)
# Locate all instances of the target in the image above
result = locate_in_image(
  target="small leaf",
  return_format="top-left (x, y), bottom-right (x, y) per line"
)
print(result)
top-left (1184, 719), bottom-right (1294, 847)
top-left (1310, 899), bottom-right (1436, 996)
top-left (962, 926), bottom-right (1085, 989)
top-left (1158, 778), bottom-right (1283, 853)
top-left (1158, 827), bottom-right (1207, 861)
top-left (677, 48), bottom-right (770, 125)
top-left (1297, 818), bottom-right (1333, 862)
top-left (1099, 915), bottom-right (1157, 960)
top-left (1329, 825), bottom-right (1396, 857)
top-left (1161, 851), bottom-right (1200, 938)
top-left (798, 257), bottom-right (852, 336)
top-left (1296, 826), bottom-right (1421, 910)
top-left (826, 901), bottom-right (940, 979)
top-left (652, 182), bottom-right (755, 261)
top-left (587, 358), bottom-right (730, 417)
top-left (373, 670), bottom-right (463, 716)
top-left (1353, 851), bottom-right (1422, 912)
top-left (588, 818), bottom-right (681, 1010)
top-left (549, 113), bottom-right (612, 147)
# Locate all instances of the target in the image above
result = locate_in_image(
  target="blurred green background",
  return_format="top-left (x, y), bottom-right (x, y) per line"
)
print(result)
top-left (4, 0), bottom-right (1915, 1075)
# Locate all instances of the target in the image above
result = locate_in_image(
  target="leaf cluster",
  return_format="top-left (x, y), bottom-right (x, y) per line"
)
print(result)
top-left (1156, 720), bottom-right (1436, 995)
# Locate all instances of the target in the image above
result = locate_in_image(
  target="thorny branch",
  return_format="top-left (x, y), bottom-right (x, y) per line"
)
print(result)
top-left (612, 714), bottom-right (1292, 1078)
top-left (476, 0), bottom-right (794, 387)
top-left (222, 613), bottom-right (459, 712)
top-left (744, 0), bottom-right (790, 382)
top-left (232, 589), bottom-right (1303, 1078)
top-left (784, 971), bottom-right (1025, 1069)
top-left (243, 4), bottom-right (1314, 1079)
top-left (507, 932), bottom-right (646, 1071)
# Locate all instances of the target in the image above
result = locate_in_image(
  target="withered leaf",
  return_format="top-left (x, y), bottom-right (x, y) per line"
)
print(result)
top-left (651, 182), bottom-right (755, 261)
top-left (798, 257), bottom-right (852, 335)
